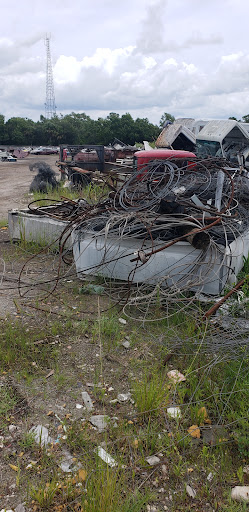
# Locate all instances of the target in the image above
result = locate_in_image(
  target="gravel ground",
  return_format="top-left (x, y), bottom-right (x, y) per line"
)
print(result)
top-left (0, 154), bottom-right (59, 220)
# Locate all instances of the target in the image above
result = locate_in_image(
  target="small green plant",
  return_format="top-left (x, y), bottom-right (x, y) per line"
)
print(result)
top-left (29, 465), bottom-right (151, 512)
top-left (82, 464), bottom-right (151, 512)
top-left (53, 370), bottom-right (73, 390)
top-left (201, 445), bottom-right (210, 464)
top-left (31, 181), bottom-right (109, 206)
top-left (30, 478), bottom-right (58, 508)
top-left (172, 456), bottom-right (185, 478)
top-left (237, 465), bottom-right (244, 484)
top-left (17, 221), bottom-right (60, 254)
top-left (0, 385), bottom-right (17, 417)
top-left (18, 431), bottom-right (36, 451)
top-left (66, 420), bottom-right (95, 454)
top-left (137, 418), bottom-right (165, 456)
top-left (31, 182), bottom-right (81, 205)
top-left (132, 368), bottom-right (168, 419)
top-left (92, 313), bottom-right (121, 350)
top-left (0, 318), bottom-right (58, 372)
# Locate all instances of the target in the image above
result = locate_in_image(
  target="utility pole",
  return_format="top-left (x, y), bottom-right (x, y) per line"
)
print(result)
top-left (45, 34), bottom-right (56, 119)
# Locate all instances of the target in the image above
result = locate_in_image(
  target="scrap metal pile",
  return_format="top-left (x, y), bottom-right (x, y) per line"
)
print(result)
top-left (25, 157), bottom-right (249, 319)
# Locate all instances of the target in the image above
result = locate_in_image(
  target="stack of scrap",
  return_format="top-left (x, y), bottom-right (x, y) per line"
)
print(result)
top-left (68, 157), bottom-right (249, 297)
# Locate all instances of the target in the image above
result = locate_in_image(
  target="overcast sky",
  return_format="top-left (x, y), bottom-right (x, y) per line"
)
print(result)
top-left (1, 0), bottom-right (249, 124)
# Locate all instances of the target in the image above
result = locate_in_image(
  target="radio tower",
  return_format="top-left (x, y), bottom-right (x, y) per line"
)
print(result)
top-left (45, 34), bottom-right (56, 119)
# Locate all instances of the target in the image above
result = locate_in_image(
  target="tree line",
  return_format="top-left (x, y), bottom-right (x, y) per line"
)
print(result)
top-left (0, 112), bottom-right (161, 147)
top-left (2, 111), bottom-right (248, 147)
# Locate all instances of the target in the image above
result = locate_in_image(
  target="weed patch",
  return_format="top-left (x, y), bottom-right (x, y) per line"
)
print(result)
top-left (0, 318), bottom-right (58, 373)
top-left (132, 369), bottom-right (169, 419)
top-left (0, 385), bottom-right (17, 417)
top-left (92, 313), bottom-right (122, 350)
top-left (30, 464), bottom-right (151, 512)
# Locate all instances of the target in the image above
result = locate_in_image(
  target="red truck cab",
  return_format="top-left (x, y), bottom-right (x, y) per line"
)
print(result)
top-left (134, 149), bottom-right (196, 171)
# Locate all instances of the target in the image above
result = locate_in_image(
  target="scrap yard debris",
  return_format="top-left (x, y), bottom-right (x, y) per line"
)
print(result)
top-left (12, 153), bottom-right (249, 322)
top-left (1, 151), bottom-right (249, 512)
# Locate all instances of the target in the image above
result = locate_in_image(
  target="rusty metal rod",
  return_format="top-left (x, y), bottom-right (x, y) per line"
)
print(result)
top-left (130, 216), bottom-right (221, 263)
top-left (202, 277), bottom-right (247, 320)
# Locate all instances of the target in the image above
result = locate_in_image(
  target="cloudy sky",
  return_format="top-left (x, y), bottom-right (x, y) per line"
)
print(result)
top-left (1, 0), bottom-right (249, 124)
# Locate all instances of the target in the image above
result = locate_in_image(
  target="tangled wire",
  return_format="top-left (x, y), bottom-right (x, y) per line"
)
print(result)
top-left (15, 156), bottom-right (249, 322)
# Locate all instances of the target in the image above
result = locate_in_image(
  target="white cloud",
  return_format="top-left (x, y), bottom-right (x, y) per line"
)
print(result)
top-left (135, 0), bottom-right (223, 55)
top-left (0, 0), bottom-right (249, 124)
top-left (2, 40), bottom-right (249, 124)
top-left (221, 52), bottom-right (244, 63)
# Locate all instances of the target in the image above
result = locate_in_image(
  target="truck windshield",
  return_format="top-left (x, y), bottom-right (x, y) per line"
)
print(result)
top-left (196, 140), bottom-right (221, 157)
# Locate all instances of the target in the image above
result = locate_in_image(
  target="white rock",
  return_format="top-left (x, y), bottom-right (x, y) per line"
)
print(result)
top-left (15, 505), bottom-right (26, 512)
top-left (243, 466), bottom-right (249, 475)
top-left (186, 485), bottom-right (196, 498)
top-left (76, 403), bottom-right (83, 409)
top-left (161, 464), bottom-right (167, 474)
top-left (0, 509), bottom-right (14, 512)
top-left (231, 486), bottom-right (249, 502)
top-left (167, 407), bottom-right (181, 419)
top-left (59, 449), bottom-right (75, 473)
top-left (207, 472), bottom-right (213, 482)
top-left (90, 415), bottom-right (109, 432)
top-left (117, 392), bottom-right (131, 402)
top-left (95, 446), bottom-right (117, 467)
top-left (119, 318), bottom-right (127, 325)
top-left (9, 425), bottom-right (17, 433)
top-left (122, 340), bottom-right (130, 349)
top-left (29, 425), bottom-right (52, 447)
top-left (82, 391), bottom-right (94, 411)
top-left (146, 455), bottom-right (160, 466)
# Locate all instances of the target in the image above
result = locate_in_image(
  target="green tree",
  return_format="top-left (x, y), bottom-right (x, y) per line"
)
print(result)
top-left (0, 115), bottom-right (5, 143)
top-left (134, 117), bottom-right (160, 143)
top-left (0, 111), bottom-right (162, 147)
top-left (118, 113), bottom-right (135, 144)
top-left (242, 115), bottom-right (249, 123)
top-left (5, 117), bottom-right (35, 145)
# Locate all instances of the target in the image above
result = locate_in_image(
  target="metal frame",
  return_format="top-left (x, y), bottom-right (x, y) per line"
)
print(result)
top-left (59, 145), bottom-right (105, 172)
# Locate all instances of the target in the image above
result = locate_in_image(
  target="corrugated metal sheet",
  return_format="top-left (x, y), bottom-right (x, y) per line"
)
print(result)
top-left (156, 123), bottom-right (196, 148)
top-left (197, 120), bottom-right (249, 143)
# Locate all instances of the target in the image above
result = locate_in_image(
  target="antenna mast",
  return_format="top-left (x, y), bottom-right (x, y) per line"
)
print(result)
top-left (45, 34), bottom-right (56, 119)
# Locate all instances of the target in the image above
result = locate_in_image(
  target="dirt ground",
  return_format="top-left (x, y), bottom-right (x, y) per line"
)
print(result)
top-left (0, 154), bottom-right (60, 318)
top-left (0, 172), bottom-right (146, 510)
top-left (0, 154), bottom-right (59, 220)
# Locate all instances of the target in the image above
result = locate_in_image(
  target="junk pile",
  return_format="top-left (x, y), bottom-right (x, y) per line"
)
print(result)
top-left (14, 156), bottom-right (249, 319)
top-left (70, 157), bottom-right (249, 300)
